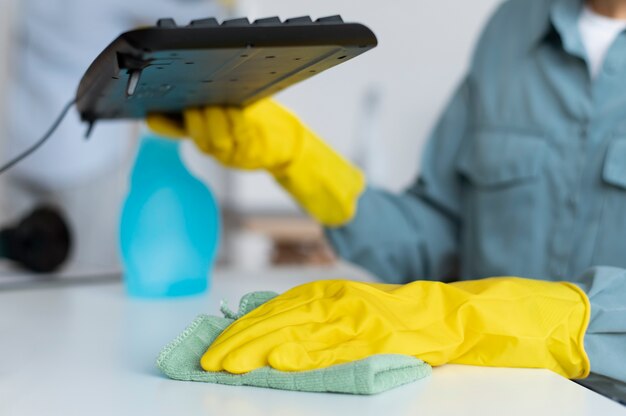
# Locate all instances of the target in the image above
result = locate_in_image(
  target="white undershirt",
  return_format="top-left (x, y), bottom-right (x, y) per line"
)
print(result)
top-left (578, 5), bottom-right (626, 78)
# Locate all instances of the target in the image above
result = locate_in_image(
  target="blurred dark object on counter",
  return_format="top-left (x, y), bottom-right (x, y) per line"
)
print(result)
top-left (0, 206), bottom-right (72, 272)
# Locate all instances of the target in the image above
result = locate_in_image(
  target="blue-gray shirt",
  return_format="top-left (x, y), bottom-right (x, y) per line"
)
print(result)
top-left (326, 0), bottom-right (626, 403)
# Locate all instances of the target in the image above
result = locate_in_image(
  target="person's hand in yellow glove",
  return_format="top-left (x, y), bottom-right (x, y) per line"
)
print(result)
top-left (147, 99), bottom-right (365, 226)
top-left (201, 278), bottom-right (591, 379)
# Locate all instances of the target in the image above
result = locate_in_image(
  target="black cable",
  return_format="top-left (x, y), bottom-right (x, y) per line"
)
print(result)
top-left (0, 98), bottom-right (77, 175)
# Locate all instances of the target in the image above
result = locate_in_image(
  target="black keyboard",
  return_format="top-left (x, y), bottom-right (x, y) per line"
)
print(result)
top-left (76, 16), bottom-right (377, 123)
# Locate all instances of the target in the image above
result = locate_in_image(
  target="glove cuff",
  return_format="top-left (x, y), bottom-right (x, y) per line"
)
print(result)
top-left (444, 278), bottom-right (591, 379)
top-left (271, 131), bottom-right (365, 227)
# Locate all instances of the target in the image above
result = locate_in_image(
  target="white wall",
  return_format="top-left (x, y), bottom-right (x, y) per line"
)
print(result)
top-left (227, 0), bottom-right (502, 212)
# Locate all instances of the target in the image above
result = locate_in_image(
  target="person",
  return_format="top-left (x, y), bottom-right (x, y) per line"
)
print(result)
top-left (148, 0), bottom-right (626, 403)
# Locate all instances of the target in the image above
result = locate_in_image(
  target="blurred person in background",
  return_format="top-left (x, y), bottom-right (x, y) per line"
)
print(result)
top-left (0, 0), bottom-right (226, 273)
top-left (150, 0), bottom-right (626, 404)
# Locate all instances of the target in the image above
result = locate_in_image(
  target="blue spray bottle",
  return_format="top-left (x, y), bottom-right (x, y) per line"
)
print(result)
top-left (120, 134), bottom-right (219, 298)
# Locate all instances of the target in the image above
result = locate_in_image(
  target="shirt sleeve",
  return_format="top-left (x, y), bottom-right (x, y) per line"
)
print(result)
top-left (324, 79), bottom-right (471, 284)
top-left (572, 267), bottom-right (626, 403)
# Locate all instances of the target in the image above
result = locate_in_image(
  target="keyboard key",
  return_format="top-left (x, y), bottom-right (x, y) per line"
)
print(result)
top-left (316, 16), bottom-right (344, 23)
top-left (189, 18), bottom-right (219, 27)
top-left (285, 16), bottom-right (313, 24)
top-left (222, 18), bottom-right (250, 26)
top-left (254, 17), bottom-right (282, 25)
top-left (156, 18), bottom-right (177, 28)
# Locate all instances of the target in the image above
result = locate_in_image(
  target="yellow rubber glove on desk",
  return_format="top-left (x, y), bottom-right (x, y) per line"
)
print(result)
top-left (201, 277), bottom-right (591, 379)
top-left (147, 99), bottom-right (365, 226)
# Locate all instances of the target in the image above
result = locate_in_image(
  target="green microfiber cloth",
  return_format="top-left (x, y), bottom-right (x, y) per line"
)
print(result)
top-left (156, 291), bottom-right (432, 395)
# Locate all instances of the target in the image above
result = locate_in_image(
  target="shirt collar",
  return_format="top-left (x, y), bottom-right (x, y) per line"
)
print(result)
top-left (533, 0), bottom-right (586, 59)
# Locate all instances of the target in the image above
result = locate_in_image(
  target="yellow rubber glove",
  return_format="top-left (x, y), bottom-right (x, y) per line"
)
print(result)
top-left (201, 277), bottom-right (591, 379)
top-left (147, 99), bottom-right (365, 226)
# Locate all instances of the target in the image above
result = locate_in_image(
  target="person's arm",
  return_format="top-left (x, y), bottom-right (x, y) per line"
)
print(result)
top-left (147, 99), bottom-right (365, 227)
top-left (571, 266), bottom-right (626, 402)
top-left (193, 264), bottom-right (626, 404)
top-left (199, 276), bottom-right (591, 381)
top-left (326, 80), bottom-right (471, 284)
top-left (196, 267), bottom-right (626, 404)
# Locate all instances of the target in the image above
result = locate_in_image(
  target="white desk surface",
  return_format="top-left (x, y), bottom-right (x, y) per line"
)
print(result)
top-left (1, 265), bottom-right (625, 416)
